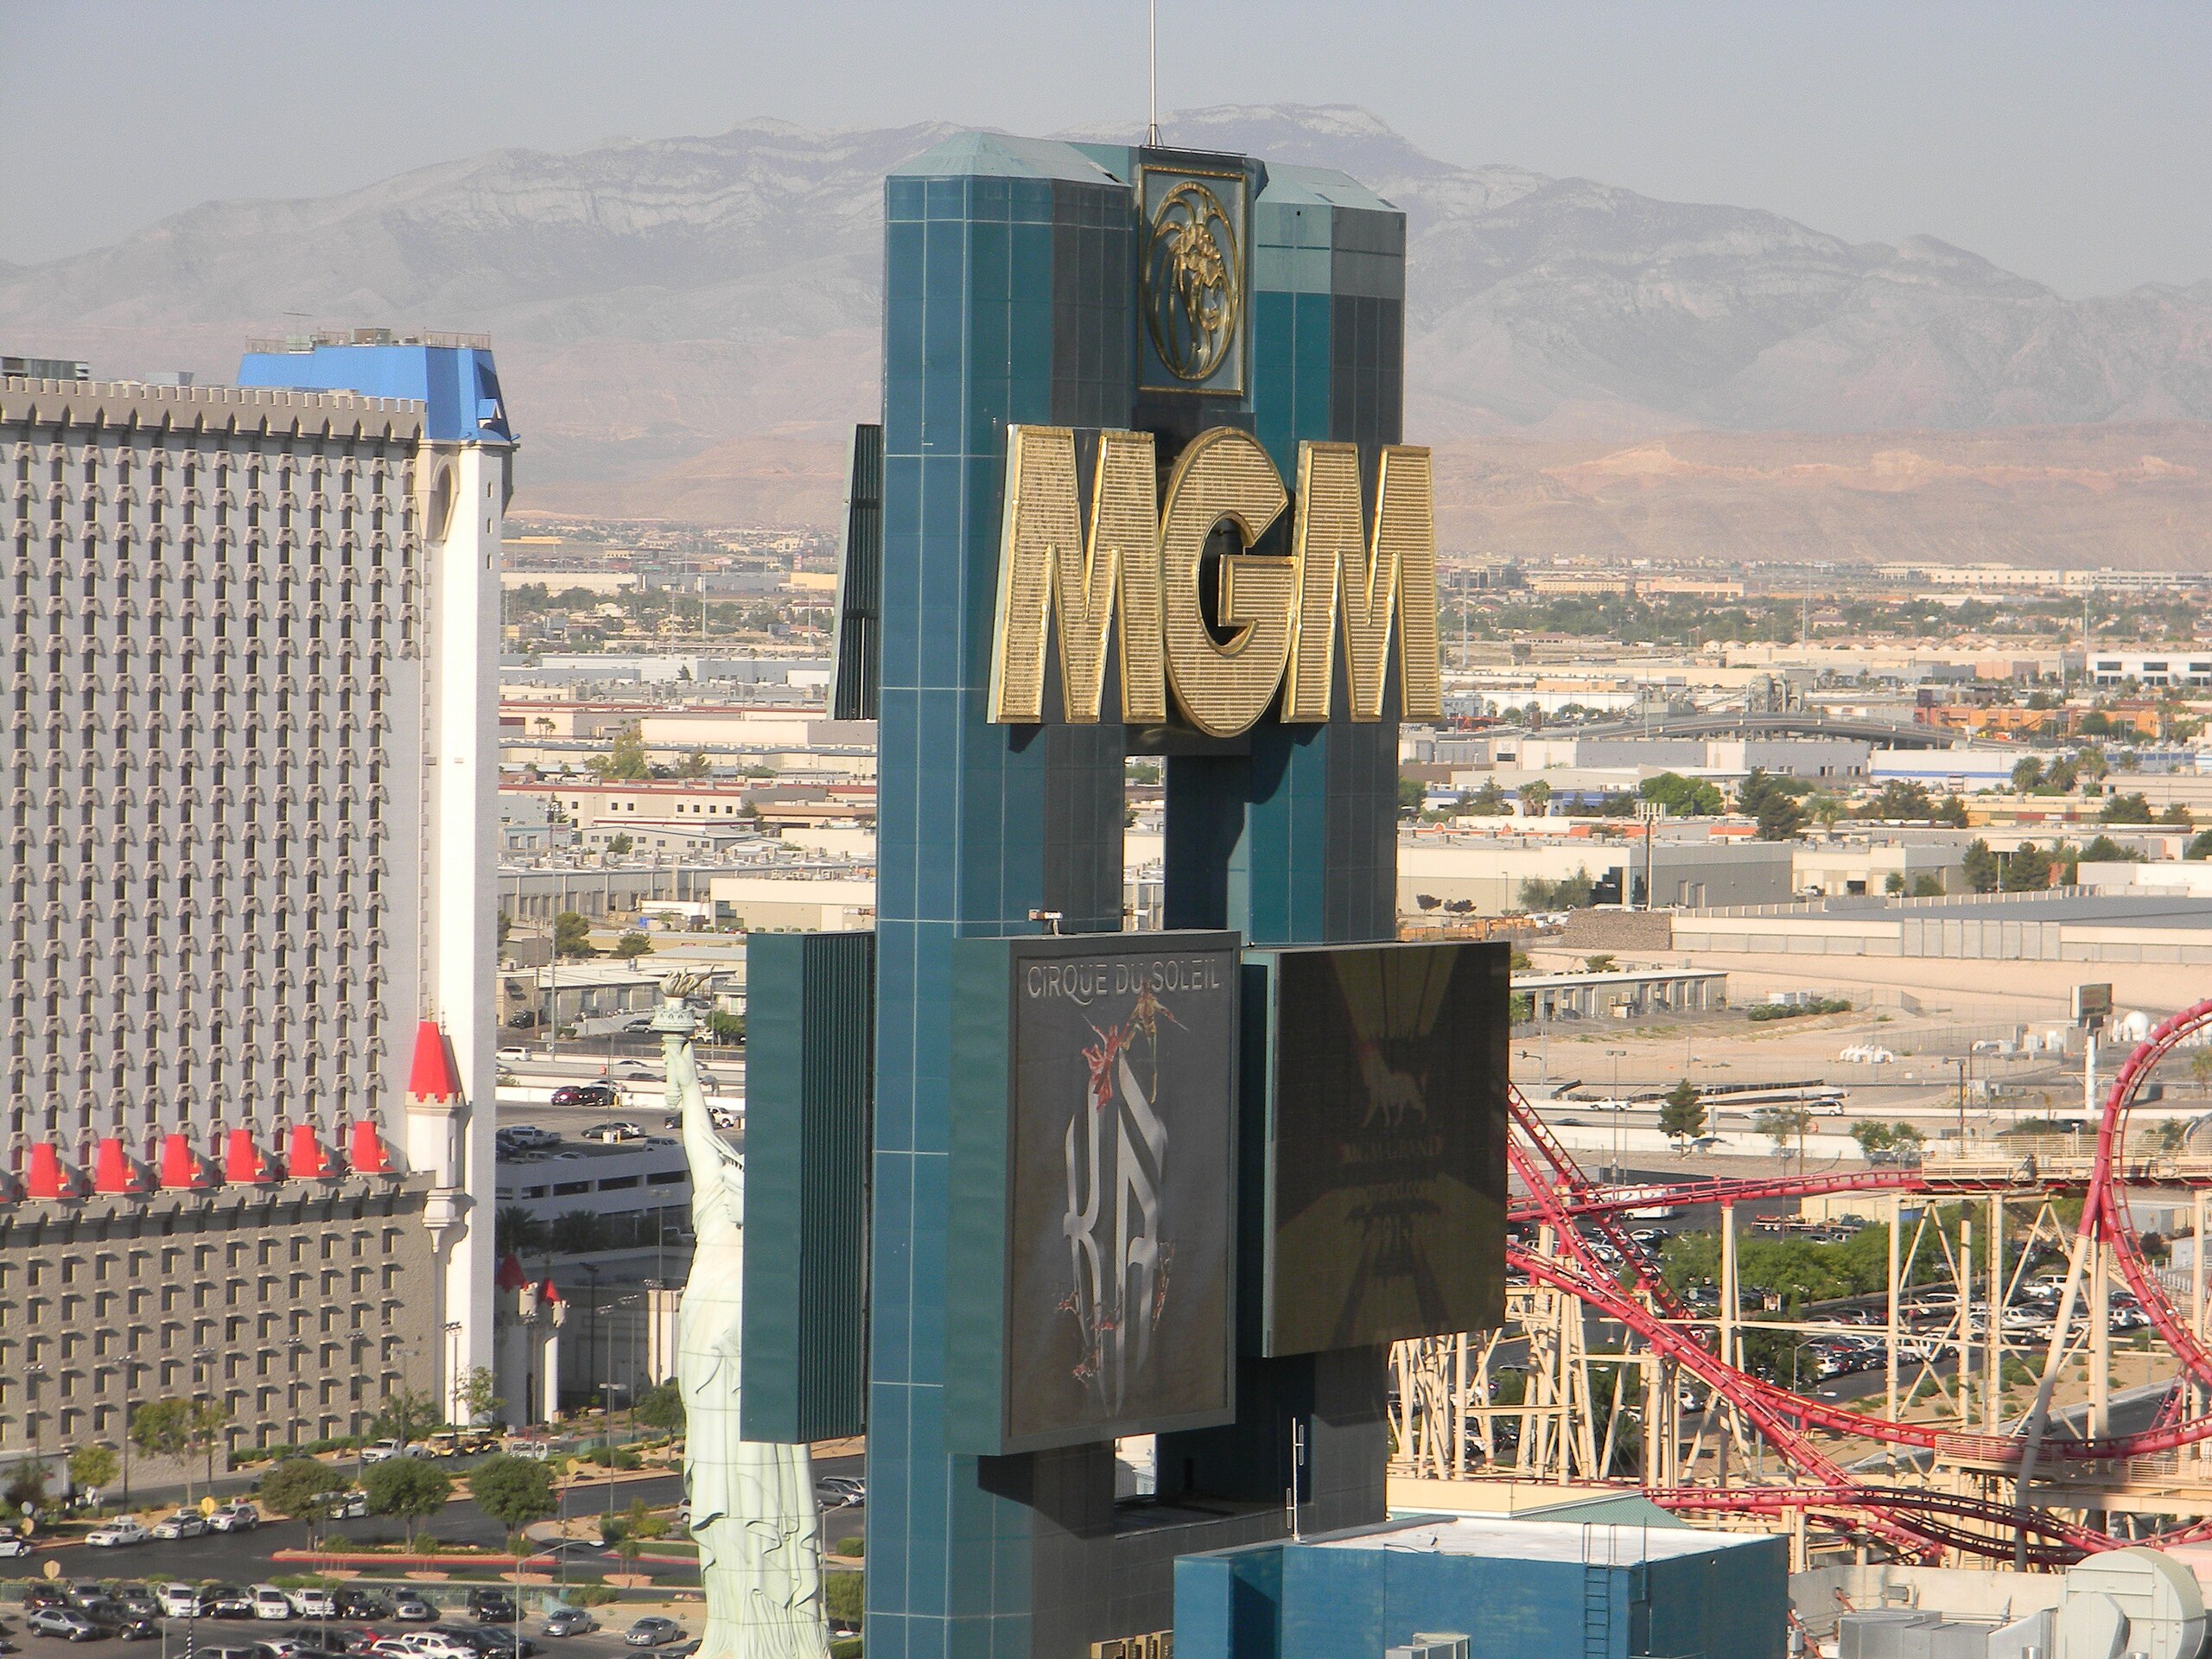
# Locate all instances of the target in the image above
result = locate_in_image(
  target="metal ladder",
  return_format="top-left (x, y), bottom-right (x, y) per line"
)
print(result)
top-left (1580, 1523), bottom-right (1613, 1659)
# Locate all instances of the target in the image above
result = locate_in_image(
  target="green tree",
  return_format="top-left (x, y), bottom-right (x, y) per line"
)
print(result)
top-left (2048, 756), bottom-right (2080, 792)
top-left (1883, 871), bottom-right (1906, 894)
top-left (1935, 792), bottom-right (1970, 828)
top-left (2189, 830), bottom-right (2212, 861)
top-left (1395, 776), bottom-right (1424, 817)
top-left (608, 1497), bottom-right (668, 1570)
top-left (1961, 839), bottom-right (1999, 893)
top-left (1641, 772), bottom-right (1725, 817)
top-left (129, 1399), bottom-right (196, 1496)
top-left (257, 1457), bottom-right (347, 1541)
top-left (461, 1367), bottom-right (502, 1427)
top-left (2101, 791), bottom-right (2154, 824)
top-left (1910, 873), bottom-right (1946, 897)
top-left (1519, 779), bottom-right (1553, 817)
top-left (1863, 779), bottom-right (1936, 821)
top-left (2002, 843), bottom-right (2053, 891)
top-left (2161, 802), bottom-right (2196, 828)
top-left (2011, 756), bottom-right (2045, 792)
top-left (1464, 778), bottom-right (1509, 816)
top-left (1582, 954), bottom-right (1618, 974)
top-left (589, 723), bottom-right (652, 782)
top-left (372, 1386), bottom-right (444, 1447)
top-left (1657, 1079), bottom-right (1706, 1149)
top-left (469, 1453), bottom-right (558, 1553)
top-left (2079, 834), bottom-right (2145, 865)
top-left (605, 833), bottom-right (634, 856)
top-left (706, 1011), bottom-right (747, 1045)
top-left (3, 1459), bottom-right (48, 1515)
top-left (634, 1379), bottom-right (686, 1434)
top-left (363, 1456), bottom-right (452, 1551)
top-left (1850, 1120), bottom-right (1897, 1158)
top-left (613, 931), bottom-right (654, 960)
top-left (2190, 1049), bottom-right (2212, 1096)
top-left (67, 1443), bottom-right (118, 1498)
top-left (553, 911), bottom-right (598, 958)
top-left (1738, 769), bottom-right (1808, 840)
top-left (677, 750), bottom-right (711, 779)
top-left (496, 1205), bottom-right (549, 1258)
top-left (1753, 1103), bottom-right (1815, 1170)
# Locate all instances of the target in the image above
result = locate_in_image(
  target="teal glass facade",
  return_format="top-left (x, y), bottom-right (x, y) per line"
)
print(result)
top-left (869, 134), bottom-right (1410, 1659)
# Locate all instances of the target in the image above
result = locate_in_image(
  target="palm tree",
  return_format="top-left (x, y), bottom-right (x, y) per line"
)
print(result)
top-left (495, 1205), bottom-right (548, 1259)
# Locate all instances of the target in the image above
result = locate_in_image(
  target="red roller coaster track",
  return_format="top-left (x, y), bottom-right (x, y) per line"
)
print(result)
top-left (1499, 996), bottom-right (2212, 1561)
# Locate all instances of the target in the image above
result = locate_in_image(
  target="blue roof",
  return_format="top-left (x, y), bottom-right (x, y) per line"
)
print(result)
top-left (237, 340), bottom-right (514, 444)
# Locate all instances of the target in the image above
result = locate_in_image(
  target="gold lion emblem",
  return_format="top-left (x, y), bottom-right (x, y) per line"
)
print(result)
top-left (1144, 181), bottom-right (1240, 382)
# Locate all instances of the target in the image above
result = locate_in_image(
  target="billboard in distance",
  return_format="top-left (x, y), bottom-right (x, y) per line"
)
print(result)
top-left (1262, 941), bottom-right (1508, 1357)
top-left (948, 931), bottom-right (1241, 1455)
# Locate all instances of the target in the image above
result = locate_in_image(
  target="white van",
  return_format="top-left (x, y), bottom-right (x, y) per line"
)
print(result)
top-left (252, 1585), bottom-right (296, 1621)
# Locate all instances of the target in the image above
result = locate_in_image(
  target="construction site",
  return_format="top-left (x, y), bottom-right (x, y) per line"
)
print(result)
top-left (1384, 996), bottom-right (2212, 1655)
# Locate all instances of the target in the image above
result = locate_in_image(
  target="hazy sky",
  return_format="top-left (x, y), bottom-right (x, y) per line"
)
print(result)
top-left (4, 1), bottom-right (2208, 297)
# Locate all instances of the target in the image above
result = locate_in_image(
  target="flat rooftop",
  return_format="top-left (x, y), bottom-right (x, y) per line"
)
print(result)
top-left (1312, 1515), bottom-right (1764, 1565)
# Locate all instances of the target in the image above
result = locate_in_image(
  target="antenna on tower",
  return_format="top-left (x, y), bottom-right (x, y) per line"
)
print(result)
top-left (1147, 0), bottom-right (1160, 146)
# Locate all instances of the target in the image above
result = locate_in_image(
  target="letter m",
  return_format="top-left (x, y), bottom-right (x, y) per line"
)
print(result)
top-left (988, 426), bottom-right (1165, 724)
top-left (1281, 442), bottom-right (1442, 722)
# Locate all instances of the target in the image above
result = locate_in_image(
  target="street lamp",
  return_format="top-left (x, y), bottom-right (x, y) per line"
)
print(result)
top-left (1606, 1048), bottom-right (1630, 1180)
top-left (444, 1321), bottom-right (465, 1428)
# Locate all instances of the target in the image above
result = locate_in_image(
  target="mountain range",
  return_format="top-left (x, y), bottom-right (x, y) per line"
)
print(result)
top-left (4, 103), bottom-right (2209, 564)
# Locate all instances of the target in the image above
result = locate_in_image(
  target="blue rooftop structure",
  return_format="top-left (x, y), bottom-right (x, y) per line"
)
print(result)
top-left (237, 330), bottom-right (514, 444)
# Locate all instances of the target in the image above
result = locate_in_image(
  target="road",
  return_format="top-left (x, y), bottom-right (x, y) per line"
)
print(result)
top-left (0, 1455), bottom-right (863, 1590)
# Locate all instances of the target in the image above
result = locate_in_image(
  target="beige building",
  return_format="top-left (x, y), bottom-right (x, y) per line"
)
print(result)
top-left (708, 874), bottom-right (875, 931)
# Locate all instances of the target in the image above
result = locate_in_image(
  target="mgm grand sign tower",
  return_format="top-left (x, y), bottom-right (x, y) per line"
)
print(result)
top-left (737, 133), bottom-right (1508, 1659)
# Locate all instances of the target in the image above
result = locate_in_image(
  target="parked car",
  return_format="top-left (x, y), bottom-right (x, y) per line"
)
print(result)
top-left (0, 1534), bottom-right (31, 1557)
top-left (200, 1648), bottom-right (283, 1659)
top-left (201, 1586), bottom-right (258, 1620)
top-left (622, 1621), bottom-right (683, 1649)
top-left (334, 1592), bottom-right (395, 1623)
top-left (465, 1632), bottom-right (539, 1659)
top-left (157, 1586), bottom-right (203, 1619)
top-left (152, 1511), bottom-right (208, 1540)
top-left (497, 1126), bottom-right (561, 1152)
top-left (251, 1587), bottom-right (297, 1622)
top-left (466, 1591), bottom-right (518, 1622)
top-left (291, 1591), bottom-right (340, 1619)
top-left (814, 1476), bottom-right (864, 1509)
top-left (581, 1121), bottom-right (645, 1144)
top-left (550, 1084), bottom-right (616, 1109)
top-left (391, 1593), bottom-right (440, 1624)
top-left (86, 1519), bottom-right (151, 1548)
top-left (25, 1610), bottom-right (105, 1642)
top-left (538, 1611), bottom-right (597, 1640)
top-left (362, 1438), bottom-right (404, 1463)
top-left (210, 1503), bottom-right (261, 1533)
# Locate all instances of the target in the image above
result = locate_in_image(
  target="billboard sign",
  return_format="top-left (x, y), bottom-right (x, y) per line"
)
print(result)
top-left (1256, 941), bottom-right (1509, 1357)
top-left (948, 931), bottom-right (1241, 1455)
top-left (2074, 982), bottom-right (2113, 1027)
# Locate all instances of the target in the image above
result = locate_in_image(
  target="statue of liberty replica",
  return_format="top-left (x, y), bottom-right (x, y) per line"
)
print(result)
top-left (654, 974), bottom-right (830, 1659)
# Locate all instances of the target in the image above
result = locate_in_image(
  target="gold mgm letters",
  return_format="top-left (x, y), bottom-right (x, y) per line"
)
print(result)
top-left (987, 425), bottom-right (1441, 739)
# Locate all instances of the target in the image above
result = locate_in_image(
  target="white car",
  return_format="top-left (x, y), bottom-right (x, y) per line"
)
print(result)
top-left (497, 1046), bottom-right (531, 1062)
top-left (582, 1121), bottom-right (645, 1144)
top-left (363, 1438), bottom-right (404, 1462)
top-left (159, 1584), bottom-right (203, 1618)
top-left (251, 1585), bottom-right (296, 1620)
top-left (87, 1518), bottom-right (151, 1547)
top-left (151, 1510), bottom-right (208, 1539)
top-left (1808, 1099), bottom-right (1846, 1116)
top-left (208, 1502), bottom-right (260, 1532)
top-left (293, 1588), bottom-right (340, 1618)
top-left (0, 1534), bottom-right (29, 1558)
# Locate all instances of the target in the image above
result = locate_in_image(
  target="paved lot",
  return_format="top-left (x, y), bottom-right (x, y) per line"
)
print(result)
top-left (0, 1458), bottom-right (862, 1592)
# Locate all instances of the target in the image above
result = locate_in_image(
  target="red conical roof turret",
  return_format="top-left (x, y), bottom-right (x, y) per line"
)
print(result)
top-left (407, 1020), bottom-right (461, 1102)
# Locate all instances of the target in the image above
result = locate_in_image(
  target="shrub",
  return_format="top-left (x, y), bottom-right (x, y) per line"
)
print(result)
top-left (837, 1535), bottom-right (865, 1558)
top-left (564, 1586), bottom-right (621, 1608)
top-left (824, 1572), bottom-right (864, 1627)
